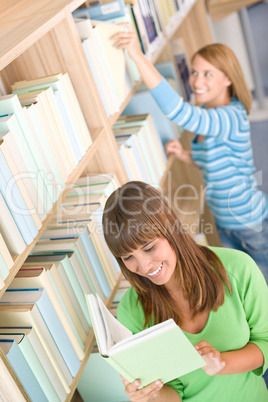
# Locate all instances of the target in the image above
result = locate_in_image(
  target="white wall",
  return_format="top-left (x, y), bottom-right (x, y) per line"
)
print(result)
top-left (210, 12), bottom-right (255, 91)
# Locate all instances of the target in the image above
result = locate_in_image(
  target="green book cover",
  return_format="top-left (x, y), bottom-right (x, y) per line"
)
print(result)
top-left (87, 294), bottom-right (206, 388)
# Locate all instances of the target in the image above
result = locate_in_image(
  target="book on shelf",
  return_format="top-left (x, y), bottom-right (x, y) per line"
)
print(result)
top-left (32, 234), bottom-right (106, 301)
top-left (0, 233), bottom-right (13, 285)
top-left (67, 172), bottom-right (120, 199)
top-left (0, 301), bottom-right (73, 387)
top-left (0, 288), bottom-right (81, 378)
top-left (0, 192), bottom-right (26, 256)
top-left (9, 264), bottom-right (85, 358)
top-left (20, 88), bottom-right (76, 174)
top-left (14, 76), bottom-right (85, 164)
top-left (114, 114), bottom-right (167, 183)
top-left (170, 38), bottom-right (193, 102)
top-left (0, 326), bottom-right (71, 400)
top-left (137, 0), bottom-right (158, 44)
top-left (114, 132), bottom-right (150, 183)
top-left (28, 249), bottom-right (93, 328)
top-left (12, 73), bottom-right (92, 153)
top-left (93, 22), bottom-right (127, 103)
top-left (43, 224), bottom-right (112, 298)
top-left (24, 255), bottom-right (91, 337)
top-left (0, 130), bottom-right (42, 230)
top-left (0, 149), bottom-right (37, 246)
top-left (0, 347), bottom-right (30, 402)
top-left (0, 338), bottom-right (63, 402)
top-left (25, 103), bottom-right (65, 196)
top-left (54, 200), bottom-right (120, 287)
top-left (0, 96), bottom-right (54, 220)
top-left (113, 125), bottom-right (154, 183)
top-left (87, 293), bottom-right (206, 388)
top-left (75, 18), bottom-right (121, 117)
top-left (21, 261), bottom-right (88, 343)
top-left (17, 90), bottom-right (71, 182)
top-left (72, 0), bottom-right (126, 21)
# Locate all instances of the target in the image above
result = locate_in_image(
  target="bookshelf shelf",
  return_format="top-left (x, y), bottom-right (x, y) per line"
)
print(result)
top-left (0, 0), bottom-right (214, 399)
top-left (0, 127), bottom-right (106, 298)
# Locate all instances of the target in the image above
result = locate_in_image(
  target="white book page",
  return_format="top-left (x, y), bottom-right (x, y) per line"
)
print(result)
top-left (96, 294), bottom-right (132, 351)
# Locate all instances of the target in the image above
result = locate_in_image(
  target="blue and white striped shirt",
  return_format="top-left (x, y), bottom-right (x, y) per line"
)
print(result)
top-left (150, 78), bottom-right (268, 230)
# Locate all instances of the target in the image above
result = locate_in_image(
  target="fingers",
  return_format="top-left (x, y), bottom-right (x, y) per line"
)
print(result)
top-left (120, 376), bottom-right (163, 401)
top-left (195, 341), bottom-right (226, 376)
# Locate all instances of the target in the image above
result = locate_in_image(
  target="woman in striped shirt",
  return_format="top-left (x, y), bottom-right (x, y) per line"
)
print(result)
top-left (111, 24), bottom-right (268, 284)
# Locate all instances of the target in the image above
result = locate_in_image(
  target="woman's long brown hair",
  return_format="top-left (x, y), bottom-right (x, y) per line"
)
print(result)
top-left (103, 181), bottom-right (231, 328)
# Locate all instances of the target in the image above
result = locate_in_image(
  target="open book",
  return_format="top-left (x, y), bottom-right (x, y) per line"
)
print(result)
top-left (87, 294), bottom-right (206, 388)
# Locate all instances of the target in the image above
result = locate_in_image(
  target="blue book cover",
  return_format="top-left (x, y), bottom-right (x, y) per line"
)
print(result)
top-left (1, 339), bottom-right (48, 402)
top-left (73, 0), bottom-right (125, 21)
top-left (2, 289), bottom-right (81, 377)
top-left (0, 149), bottom-right (38, 241)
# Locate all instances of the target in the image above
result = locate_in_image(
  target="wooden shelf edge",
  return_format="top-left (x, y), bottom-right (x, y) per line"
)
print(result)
top-left (0, 127), bottom-right (105, 299)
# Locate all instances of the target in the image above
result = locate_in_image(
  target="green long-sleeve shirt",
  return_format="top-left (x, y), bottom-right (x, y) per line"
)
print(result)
top-left (117, 247), bottom-right (268, 401)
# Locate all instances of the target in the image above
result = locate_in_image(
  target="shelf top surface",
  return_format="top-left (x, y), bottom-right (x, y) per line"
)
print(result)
top-left (0, 0), bottom-right (84, 70)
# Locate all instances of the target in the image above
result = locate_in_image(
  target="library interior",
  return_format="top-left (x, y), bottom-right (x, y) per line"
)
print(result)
top-left (0, 0), bottom-right (267, 401)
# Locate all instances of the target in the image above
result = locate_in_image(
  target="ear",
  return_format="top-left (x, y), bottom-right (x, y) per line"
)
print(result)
top-left (224, 76), bottom-right (232, 87)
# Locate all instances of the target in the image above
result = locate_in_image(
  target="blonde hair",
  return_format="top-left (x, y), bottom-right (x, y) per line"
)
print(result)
top-left (103, 181), bottom-right (231, 327)
top-left (192, 43), bottom-right (252, 114)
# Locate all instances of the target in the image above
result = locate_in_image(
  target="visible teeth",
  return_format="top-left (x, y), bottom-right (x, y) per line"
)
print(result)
top-left (195, 89), bottom-right (207, 94)
top-left (148, 263), bottom-right (163, 276)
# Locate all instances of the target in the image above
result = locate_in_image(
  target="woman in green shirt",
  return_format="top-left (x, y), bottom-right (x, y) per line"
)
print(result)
top-left (102, 181), bottom-right (268, 402)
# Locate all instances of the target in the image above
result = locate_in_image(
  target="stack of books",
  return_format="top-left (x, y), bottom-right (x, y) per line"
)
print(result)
top-left (0, 73), bottom-right (93, 288)
top-left (113, 114), bottom-right (167, 185)
top-left (0, 173), bottom-right (121, 400)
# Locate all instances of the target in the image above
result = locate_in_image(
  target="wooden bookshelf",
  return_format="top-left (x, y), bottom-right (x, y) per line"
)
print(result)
top-left (0, 0), bottom-right (214, 399)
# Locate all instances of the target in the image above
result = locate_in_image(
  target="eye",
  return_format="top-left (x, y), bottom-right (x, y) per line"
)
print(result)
top-left (190, 70), bottom-right (197, 76)
top-left (144, 245), bottom-right (155, 253)
top-left (205, 71), bottom-right (212, 77)
top-left (122, 255), bottom-right (132, 262)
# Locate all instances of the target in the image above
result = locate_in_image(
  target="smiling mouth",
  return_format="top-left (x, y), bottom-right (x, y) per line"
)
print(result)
top-left (194, 89), bottom-right (207, 94)
top-left (148, 263), bottom-right (163, 277)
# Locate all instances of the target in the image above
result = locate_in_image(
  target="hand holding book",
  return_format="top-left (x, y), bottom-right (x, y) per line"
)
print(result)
top-left (87, 294), bottom-right (206, 388)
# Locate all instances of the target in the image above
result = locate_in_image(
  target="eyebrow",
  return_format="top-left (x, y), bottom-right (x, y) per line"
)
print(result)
top-left (121, 240), bottom-right (155, 258)
top-left (141, 240), bottom-right (155, 249)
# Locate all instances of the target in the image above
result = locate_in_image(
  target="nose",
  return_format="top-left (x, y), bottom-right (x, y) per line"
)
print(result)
top-left (137, 254), bottom-right (153, 274)
top-left (192, 73), bottom-right (204, 87)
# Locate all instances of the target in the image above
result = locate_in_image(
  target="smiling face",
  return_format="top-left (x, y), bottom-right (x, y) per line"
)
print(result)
top-left (121, 238), bottom-right (177, 286)
top-left (189, 54), bottom-right (231, 109)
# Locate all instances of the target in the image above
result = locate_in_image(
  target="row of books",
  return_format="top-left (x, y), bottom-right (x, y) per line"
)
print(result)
top-left (74, 4), bottom-right (141, 119)
top-left (0, 73), bottom-right (93, 287)
top-left (113, 114), bottom-right (167, 185)
top-left (73, 0), bottom-right (194, 122)
top-left (0, 173), bottom-right (121, 401)
top-left (154, 0), bottom-right (195, 36)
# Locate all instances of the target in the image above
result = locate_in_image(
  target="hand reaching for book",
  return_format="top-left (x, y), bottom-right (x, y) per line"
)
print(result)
top-left (110, 22), bottom-right (143, 62)
top-left (195, 341), bottom-right (226, 376)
